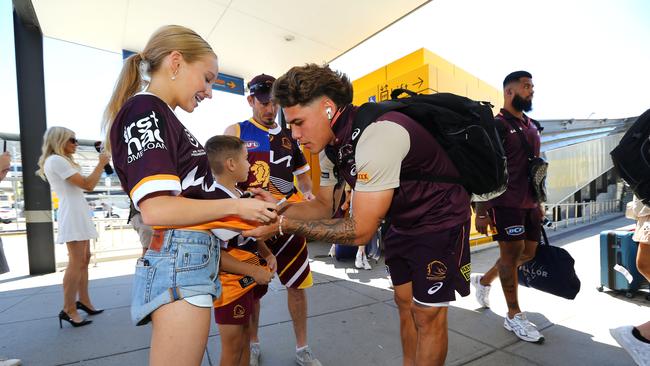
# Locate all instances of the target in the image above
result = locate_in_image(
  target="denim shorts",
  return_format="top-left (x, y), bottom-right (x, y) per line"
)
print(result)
top-left (131, 229), bottom-right (221, 326)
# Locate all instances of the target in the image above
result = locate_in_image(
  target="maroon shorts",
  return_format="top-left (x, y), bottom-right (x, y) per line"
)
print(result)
top-left (490, 207), bottom-right (541, 242)
top-left (384, 220), bottom-right (471, 305)
top-left (252, 283), bottom-right (268, 300)
top-left (214, 290), bottom-right (254, 325)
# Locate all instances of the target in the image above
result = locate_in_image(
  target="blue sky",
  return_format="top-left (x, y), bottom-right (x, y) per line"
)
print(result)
top-left (2, 0), bottom-right (650, 143)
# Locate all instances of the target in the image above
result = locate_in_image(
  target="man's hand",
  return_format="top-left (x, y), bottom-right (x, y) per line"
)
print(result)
top-left (302, 191), bottom-right (315, 201)
top-left (243, 222), bottom-right (279, 241)
top-left (475, 215), bottom-right (495, 236)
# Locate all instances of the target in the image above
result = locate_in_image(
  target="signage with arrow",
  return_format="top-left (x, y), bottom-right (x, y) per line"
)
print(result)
top-left (122, 50), bottom-right (245, 96)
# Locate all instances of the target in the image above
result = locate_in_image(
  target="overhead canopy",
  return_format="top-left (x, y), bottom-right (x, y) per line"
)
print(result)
top-left (31, 0), bottom-right (429, 82)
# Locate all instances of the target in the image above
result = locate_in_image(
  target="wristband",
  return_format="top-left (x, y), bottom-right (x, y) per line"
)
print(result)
top-left (478, 215), bottom-right (487, 219)
top-left (278, 215), bottom-right (284, 236)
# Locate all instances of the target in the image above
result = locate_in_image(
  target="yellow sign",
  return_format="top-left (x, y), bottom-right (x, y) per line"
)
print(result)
top-left (354, 64), bottom-right (433, 105)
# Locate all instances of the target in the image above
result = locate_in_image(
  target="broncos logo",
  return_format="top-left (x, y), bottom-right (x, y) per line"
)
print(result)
top-left (426, 260), bottom-right (447, 281)
top-left (249, 161), bottom-right (270, 188)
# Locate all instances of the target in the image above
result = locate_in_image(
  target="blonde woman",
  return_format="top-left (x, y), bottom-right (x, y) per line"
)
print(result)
top-left (103, 25), bottom-right (276, 366)
top-left (36, 126), bottom-right (110, 328)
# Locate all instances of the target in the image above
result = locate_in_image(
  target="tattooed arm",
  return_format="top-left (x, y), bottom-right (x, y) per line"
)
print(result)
top-left (281, 189), bottom-right (393, 245)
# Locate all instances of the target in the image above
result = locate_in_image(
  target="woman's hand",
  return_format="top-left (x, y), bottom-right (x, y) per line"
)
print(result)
top-left (249, 188), bottom-right (278, 204)
top-left (236, 199), bottom-right (277, 223)
top-left (98, 152), bottom-right (111, 167)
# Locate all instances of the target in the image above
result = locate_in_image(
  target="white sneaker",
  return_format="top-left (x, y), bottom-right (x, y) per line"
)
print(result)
top-left (328, 245), bottom-right (336, 258)
top-left (355, 252), bottom-right (364, 269)
top-left (0, 358), bottom-right (21, 366)
top-left (504, 313), bottom-right (544, 343)
top-left (610, 325), bottom-right (650, 366)
top-left (470, 273), bottom-right (491, 308)
top-left (362, 255), bottom-right (372, 270)
top-left (249, 343), bottom-right (260, 366)
top-left (296, 346), bottom-right (322, 366)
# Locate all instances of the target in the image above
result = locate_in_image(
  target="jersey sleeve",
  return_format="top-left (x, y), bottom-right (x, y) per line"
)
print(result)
top-left (117, 102), bottom-right (181, 210)
top-left (317, 150), bottom-right (338, 187)
top-left (354, 121), bottom-right (410, 192)
top-left (292, 139), bottom-right (310, 176)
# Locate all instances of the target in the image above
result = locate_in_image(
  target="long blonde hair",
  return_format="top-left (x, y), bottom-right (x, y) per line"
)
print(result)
top-left (36, 126), bottom-right (80, 181)
top-left (102, 25), bottom-right (216, 152)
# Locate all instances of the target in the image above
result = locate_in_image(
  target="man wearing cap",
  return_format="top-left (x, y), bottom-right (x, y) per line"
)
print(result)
top-left (224, 74), bottom-right (321, 366)
top-left (472, 71), bottom-right (546, 343)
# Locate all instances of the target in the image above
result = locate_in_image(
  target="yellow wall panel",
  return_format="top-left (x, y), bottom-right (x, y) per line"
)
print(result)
top-left (385, 48), bottom-right (426, 80)
top-left (352, 67), bottom-right (386, 96)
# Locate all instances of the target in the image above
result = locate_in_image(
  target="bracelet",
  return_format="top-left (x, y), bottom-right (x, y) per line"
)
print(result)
top-left (278, 215), bottom-right (284, 236)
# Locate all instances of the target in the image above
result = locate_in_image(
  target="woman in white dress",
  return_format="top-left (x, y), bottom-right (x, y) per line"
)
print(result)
top-left (36, 126), bottom-right (111, 327)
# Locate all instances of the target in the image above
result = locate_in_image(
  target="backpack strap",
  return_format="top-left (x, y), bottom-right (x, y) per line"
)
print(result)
top-left (504, 118), bottom-right (535, 160)
top-left (352, 100), bottom-right (464, 186)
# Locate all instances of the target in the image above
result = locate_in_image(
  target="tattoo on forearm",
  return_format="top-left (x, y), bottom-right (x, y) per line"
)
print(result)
top-left (287, 217), bottom-right (357, 244)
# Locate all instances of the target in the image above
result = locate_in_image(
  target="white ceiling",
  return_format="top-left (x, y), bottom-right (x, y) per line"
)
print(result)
top-left (31, 0), bottom-right (429, 83)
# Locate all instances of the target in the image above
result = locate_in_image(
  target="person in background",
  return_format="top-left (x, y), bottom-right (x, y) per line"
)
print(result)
top-left (36, 127), bottom-right (110, 328)
top-left (0, 150), bottom-right (21, 366)
top-left (472, 71), bottom-right (545, 344)
top-left (610, 195), bottom-right (650, 366)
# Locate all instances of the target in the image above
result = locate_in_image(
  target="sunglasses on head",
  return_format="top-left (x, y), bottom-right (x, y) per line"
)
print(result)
top-left (68, 138), bottom-right (79, 144)
top-left (249, 81), bottom-right (273, 93)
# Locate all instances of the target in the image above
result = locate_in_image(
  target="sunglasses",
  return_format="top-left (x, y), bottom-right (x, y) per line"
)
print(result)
top-left (68, 138), bottom-right (79, 144)
top-left (249, 81), bottom-right (273, 93)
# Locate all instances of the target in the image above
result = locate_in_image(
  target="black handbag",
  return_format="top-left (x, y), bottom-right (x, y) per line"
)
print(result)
top-left (505, 119), bottom-right (548, 203)
top-left (517, 226), bottom-right (581, 299)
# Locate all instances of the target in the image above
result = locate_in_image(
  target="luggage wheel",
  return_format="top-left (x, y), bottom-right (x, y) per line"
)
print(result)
top-left (596, 285), bottom-right (604, 292)
top-left (625, 292), bottom-right (634, 299)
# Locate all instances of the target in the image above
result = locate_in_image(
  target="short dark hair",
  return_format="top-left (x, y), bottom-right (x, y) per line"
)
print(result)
top-left (205, 135), bottom-right (245, 175)
top-left (503, 70), bottom-right (532, 87)
top-left (272, 64), bottom-right (353, 108)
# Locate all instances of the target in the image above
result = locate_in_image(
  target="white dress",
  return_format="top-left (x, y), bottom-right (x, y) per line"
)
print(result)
top-left (44, 155), bottom-right (98, 244)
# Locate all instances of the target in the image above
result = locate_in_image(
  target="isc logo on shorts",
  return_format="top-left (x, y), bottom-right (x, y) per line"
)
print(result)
top-left (505, 225), bottom-right (525, 236)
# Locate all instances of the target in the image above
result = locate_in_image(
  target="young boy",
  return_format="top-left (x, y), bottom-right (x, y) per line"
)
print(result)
top-left (205, 135), bottom-right (277, 366)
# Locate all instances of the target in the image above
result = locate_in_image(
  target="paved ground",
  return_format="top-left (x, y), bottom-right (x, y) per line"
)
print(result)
top-left (0, 214), bottom-right (648, 365)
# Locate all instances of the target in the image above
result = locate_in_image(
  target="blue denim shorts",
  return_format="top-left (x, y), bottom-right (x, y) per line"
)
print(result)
top-left (131, 229), bottom-right (221, 326)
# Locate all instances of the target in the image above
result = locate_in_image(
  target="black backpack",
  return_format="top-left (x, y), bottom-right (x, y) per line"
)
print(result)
top-left (333, 89), bottom-right (507, 201)
top-left (611, 108), bottom-right (650, 204)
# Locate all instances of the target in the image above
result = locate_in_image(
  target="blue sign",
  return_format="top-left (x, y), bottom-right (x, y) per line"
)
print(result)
top-left (122, 49), bottom-right (245, 96)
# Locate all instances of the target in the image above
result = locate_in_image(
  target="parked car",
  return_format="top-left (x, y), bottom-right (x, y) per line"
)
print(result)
top-left (0, 206), bottom-right (17, 224)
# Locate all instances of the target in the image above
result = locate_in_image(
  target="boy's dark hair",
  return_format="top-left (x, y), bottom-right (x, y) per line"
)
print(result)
top-left (205, 135), bottom-right (245, 175)
top-left (272, 63), bottom-right (353, 108)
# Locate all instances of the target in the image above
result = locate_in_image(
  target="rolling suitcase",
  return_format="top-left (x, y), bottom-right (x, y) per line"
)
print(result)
top-left (598, 230), bottom-right (646, 298)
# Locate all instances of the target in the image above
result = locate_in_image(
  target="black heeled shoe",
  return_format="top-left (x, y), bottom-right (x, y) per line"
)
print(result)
top-left (76, 301), bottom-right (104, 315)
top-left (58, 310), bottom-right (92, 328)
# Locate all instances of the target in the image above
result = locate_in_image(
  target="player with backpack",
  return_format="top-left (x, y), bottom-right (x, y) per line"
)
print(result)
top-left (243, 63), bottom-right (506, 366)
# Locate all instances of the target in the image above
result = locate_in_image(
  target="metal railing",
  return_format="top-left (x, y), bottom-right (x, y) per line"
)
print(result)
top-left (545, 199), bottom-right (623, 230)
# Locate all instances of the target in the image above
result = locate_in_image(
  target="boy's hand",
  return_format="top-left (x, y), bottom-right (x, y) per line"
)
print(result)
top-left (251, 266), bottom-right (274, 285)
top-left (264, 254), bottom-right (277, 273)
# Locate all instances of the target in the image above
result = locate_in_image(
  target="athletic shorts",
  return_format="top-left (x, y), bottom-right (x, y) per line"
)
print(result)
top-left (214, 289), bottom-right (254, 325)
top-left (265, 234), bottom-right (313, 289)
top-left (490, 207), bottom-right (542, 242)
top-left (384, 220), bottom-right (471, 306)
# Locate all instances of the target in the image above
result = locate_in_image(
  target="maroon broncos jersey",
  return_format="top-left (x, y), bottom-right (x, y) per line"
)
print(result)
top-left (110, 93), bottom-right (221, 210)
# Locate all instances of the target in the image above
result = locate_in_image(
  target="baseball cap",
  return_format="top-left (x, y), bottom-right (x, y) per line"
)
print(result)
top-left (248, 74), bottom-right (276, 103)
